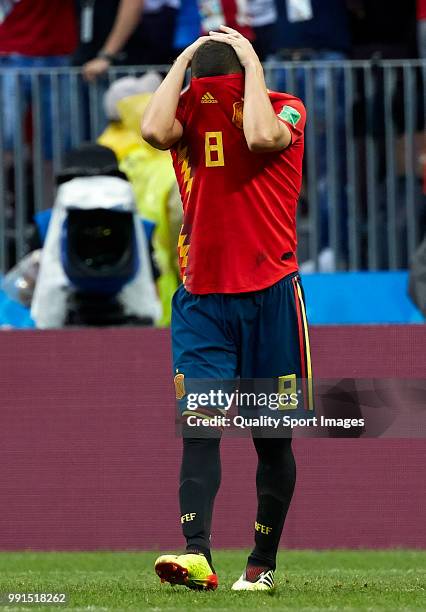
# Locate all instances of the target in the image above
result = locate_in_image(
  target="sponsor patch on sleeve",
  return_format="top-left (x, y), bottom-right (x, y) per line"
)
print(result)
top-left (278, 105), bottom-right (301, 126)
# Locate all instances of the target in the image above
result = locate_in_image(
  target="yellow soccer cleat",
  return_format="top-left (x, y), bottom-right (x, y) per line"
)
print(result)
top-left (155, 553), bottom-right (218, 590)
top-left (231, 568), bottom-right (275, 591)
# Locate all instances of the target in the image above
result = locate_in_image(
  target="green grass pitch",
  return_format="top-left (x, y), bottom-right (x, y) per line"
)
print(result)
top-left (0, 550), bottom-right (425, 610)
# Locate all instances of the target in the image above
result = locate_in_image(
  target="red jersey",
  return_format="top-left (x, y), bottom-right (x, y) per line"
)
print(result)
top-left (0, 0), bottom-right (77, 56)
top-left (171, 73), bottom-right (306, 294)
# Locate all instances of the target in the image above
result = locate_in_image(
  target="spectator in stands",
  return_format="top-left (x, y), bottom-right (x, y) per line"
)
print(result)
top-left (173, 0), bottom-right (200, 52)
top-left (247, 0), bottom-right (279, 60)
top-left (174, 0), bottom-right (253, 54)
top-left (421, 0), bottom-right (426, 205)
top-left (349, 0), bottom-right (417, 60)
top-left (0, 0), bottom-right (77, 157)
top-left (73, 0), bottom-right (179, 79)
top-left (274, 0), bottom-right (351, 269)
top-left (275, 0), bottom-right (351, 58)
top-left (349, 0), bottom-right (424, 268)
top-left (198, 0), bottom-right (253, 37)
top-left (417, 0), bottom-right (426, 58)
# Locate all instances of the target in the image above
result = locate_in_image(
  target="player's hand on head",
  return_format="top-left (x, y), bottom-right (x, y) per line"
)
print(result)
top-left (209, 25), bottom-right (259, 68)
top-left (180, 36), bottom-right (210, 66)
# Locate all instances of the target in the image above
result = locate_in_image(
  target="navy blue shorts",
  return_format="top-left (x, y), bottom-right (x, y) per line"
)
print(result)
top-left (171, 272), bottom-right (313, 412)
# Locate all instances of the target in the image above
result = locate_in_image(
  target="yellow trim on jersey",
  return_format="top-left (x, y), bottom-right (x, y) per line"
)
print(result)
top-left (178, 232), bottom-right (189, 268)
top-left (177, 143), bottom-right (193, 195)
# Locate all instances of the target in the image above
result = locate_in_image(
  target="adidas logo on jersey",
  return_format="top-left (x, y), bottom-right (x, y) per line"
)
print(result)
top-left (201, 92), bottom-right (218, 104)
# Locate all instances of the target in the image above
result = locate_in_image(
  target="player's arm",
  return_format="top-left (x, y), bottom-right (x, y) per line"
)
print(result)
top-left (243, 61), bottom-right (292, 152)
top-left (209, 26), bottom-right (291, 152)
top-left (141, 37), bottom-right (209, 150)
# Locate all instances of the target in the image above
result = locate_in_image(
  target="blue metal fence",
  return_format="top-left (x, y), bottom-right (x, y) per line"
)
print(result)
top-left (0, 60), bottom-right (424, 274)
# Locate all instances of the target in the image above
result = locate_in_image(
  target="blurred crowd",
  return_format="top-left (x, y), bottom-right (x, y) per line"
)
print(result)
top-left (0, 1), bottom-right (424, 76)
top-left (0, 0), bottom-right (425, 327)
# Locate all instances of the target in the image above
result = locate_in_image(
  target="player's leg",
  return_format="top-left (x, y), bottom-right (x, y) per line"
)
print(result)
top-left (247, 436), bottom-right (296, 565)
top-left (179, 436), bottom-right (221, 565)
top-left (233, 272), bottom-right (312, 590)
top-left (155, 285), bottom-right (237, 589)
top-left (156, 437), bottom-right (221, 590)
top-left (232, 435), bottom-right (296, 591)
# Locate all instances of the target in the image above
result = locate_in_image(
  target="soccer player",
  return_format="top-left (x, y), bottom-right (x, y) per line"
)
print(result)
top-left (142, 25), bottom-right (311, 591)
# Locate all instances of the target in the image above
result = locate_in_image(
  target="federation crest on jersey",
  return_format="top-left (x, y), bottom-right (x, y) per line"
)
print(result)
top-left (278, 105), bottom-right (301, 126)
top-left (232, 101), bottom-right (244, 129)
top-left (174, 372), bottom-right (186, 400)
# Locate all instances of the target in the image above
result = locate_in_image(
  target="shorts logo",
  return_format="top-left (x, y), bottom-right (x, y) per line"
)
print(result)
top-left (278, 105), bottom-right (301, 126)
top-left (201, 92), bottom-right (218, 104)
top-left (174, 372), bottom-right (186, 400)
top-left (232, 101), bottom-right (244, 129)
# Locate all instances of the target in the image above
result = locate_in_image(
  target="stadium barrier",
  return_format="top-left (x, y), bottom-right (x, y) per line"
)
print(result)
top-left (0, 326), bottom-right (424, 550)
top-left (0, 60), bottom-right (424, 275)
top-left (1, 270), bottom-right (424, 328)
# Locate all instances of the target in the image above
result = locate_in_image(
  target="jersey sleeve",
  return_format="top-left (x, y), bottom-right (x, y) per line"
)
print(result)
top-left (272, 98), bottom-right (306, 145)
